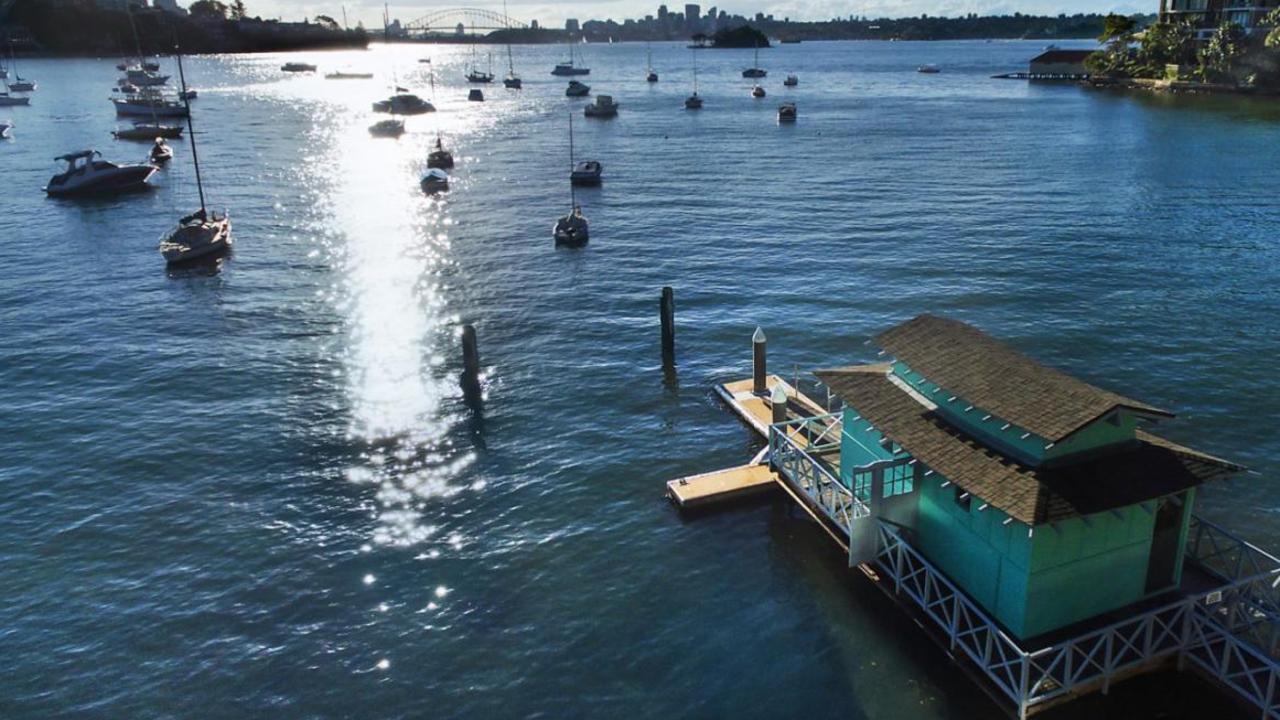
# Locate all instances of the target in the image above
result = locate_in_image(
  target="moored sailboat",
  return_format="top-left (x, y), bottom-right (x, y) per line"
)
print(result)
top-left (554, 113), bottom-right (590, 246)
top-left (685, 49), bottom-right (703, 109)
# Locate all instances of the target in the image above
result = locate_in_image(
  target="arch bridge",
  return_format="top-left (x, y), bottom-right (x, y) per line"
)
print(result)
top-left (403, 8), bottom-right (528, 34)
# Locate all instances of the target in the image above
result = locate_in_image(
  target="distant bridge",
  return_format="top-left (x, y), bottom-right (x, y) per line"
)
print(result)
top-left (403, 8), bottom-right (528, 34)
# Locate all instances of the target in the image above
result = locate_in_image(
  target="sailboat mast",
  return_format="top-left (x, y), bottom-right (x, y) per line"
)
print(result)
top-left (568, 112), bottom-right (576, 207)
top-left (693, 49), bottom-right (698, 92)
top-left (175, 49), bottom-right (206, 215)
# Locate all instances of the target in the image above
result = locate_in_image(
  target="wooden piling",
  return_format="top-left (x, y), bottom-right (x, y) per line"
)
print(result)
top-left (753, 327), bottom-right (767, 395)
top-left (461, 324), bottom-right (481, 391)
top-left (661, 286), bottom-right (675, 368)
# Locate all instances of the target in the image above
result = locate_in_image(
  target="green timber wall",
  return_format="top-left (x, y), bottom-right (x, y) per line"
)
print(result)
top-left (913, 475), bottom-right (1176, 639)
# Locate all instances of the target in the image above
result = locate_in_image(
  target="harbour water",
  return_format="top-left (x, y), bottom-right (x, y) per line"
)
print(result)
top-left (2, 40), bottom-right (1279, 718)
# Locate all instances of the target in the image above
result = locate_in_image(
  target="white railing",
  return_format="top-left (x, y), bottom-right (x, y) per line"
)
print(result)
top-left (768, 415), bottom-right (869, 535)
top-left (874, 520), bottom-right (1280, 719)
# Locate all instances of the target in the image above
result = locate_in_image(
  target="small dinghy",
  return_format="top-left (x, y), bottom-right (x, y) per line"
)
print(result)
top-left (570, 160), bottom-right (602, 186)
top-left (326, 71), bottom-right (374, 80)
top-left (554, 207), bottom-right (589, 246)
top-left (583, 94), bottom-right (618, 118)
top-left (917, 64), bottom-right (941, 74)
top-left (565, 80), bottom-right (590, 97)
top-left (420, 168), bottom-right (450, 194)
top-left (281, 62), bottom-right (317, 73)
top-left (428, 136), bottom-right (454, 169)
top-left (751, 84), bottom-right (766, 98)
top-left (777, 102), bottom-right (796, 122)
top-left (368, 119), bottom-right (405, 137)
top-left (150, 138), bottom-right (174, 163)
top-left (44, 150), bottom-right (156, 196)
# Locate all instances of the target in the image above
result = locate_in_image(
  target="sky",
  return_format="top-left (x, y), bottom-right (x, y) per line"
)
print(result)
top-left (227, 0), bottom-right (1147, 31)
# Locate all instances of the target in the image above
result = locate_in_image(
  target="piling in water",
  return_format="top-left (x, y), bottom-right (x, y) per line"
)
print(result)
top-left (661, 287), bottom-right (676, 368)
top-left (461, 324), bottom-right (481, 404)
top-left (752, 327), bottom-right (767, 395)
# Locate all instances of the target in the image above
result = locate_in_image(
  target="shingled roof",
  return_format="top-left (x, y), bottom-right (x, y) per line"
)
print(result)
top-left (876, 315), bottom-right (1173, 443)
top-left (815, 365), bottom-right (1241, 525)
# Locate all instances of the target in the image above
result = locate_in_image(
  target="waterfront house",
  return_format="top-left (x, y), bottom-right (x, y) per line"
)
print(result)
top-left (1160, 0), bottom-right (1276, 37)
top-left (1027, 49), bottom-right (1093, 79)
top-left (808, 315), bottom-right (1242, 640)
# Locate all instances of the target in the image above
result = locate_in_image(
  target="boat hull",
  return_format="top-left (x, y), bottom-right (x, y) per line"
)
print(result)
top-left (552, 67), bottom-right (590, 76)
top-left (45, 165), bottom-right (157, 196)
top-left (113, 125), bottom-right (184, 140)
top-left (0, 96), bottom-right (30, 106)
top-left (112, 100), bottom-right (188, 118)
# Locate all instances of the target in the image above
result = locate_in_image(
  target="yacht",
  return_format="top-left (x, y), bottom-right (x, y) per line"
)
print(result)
top-left (583, 95), bottom-right (618, 118)
top-left (113, 122), bottom-right (184, 140)
top-left (503, 23), bottom-right (521, 89)
top-left (752, 84), bottom-right (766, 98)
top-left (112, 92), bottom-right (189, 118)
top-left (159, 50), bottom-right (231, 266)
top-left (778, 102), bottom-right (796, 121)
top-left (917, 64), bottom-right (941, 74)
top-left (570, 160), bottom-right (603, 185)
top-left (282, 62), bottom-right (318, 73)
top-left (428, 136), bottom-right (454, 169)
top-left (552, 39), bottom-right (590, 76)
top-left (0, 91), bottom-right (29, 107)
top-left (742, 43), bottom-right (766, 78)
top-left (44, 150), bottom-right (157, 196)
top-left (420, 168), bottom-right (450, 194)
top-left (784, 73), bottom-right (798, 86)
top-left (369, 119), bottom-right (405, 137)
top-left (565, 80), bottom-right (590, 97)
top-left (372, 93), bottom-right (435, 115)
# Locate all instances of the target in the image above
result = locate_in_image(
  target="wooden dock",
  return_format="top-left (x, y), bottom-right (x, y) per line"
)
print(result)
top-left (666, 375), bottom-right (833, 510)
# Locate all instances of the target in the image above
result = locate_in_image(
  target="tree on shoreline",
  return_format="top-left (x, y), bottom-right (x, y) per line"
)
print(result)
top-left (1198, 21), bottom-right (1246, 83)
top-left (1084, 13), bottom-right (1137, 77)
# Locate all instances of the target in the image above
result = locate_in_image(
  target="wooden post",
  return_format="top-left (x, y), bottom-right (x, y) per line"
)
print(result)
top-left (660, 287), bottom-right (675, 368)
top-left (752, 326), bottom-right (767, 395)
top-left (461, 324), bottom-right (480, 394)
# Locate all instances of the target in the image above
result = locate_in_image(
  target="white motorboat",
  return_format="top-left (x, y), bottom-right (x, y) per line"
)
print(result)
top-left (583, 95), bottom-right (618, 118)
top-left (113, 122), bottom-right (184, 140)
top-left (778, 102), bottom-right (797, 121)
top-left (570, 160), bottom-right (603, 185)
top-left (44, 150), bottom-right (157, 196)
top-left (371, 93), bottom-right (435, 115)
top-left (150, 138), bottom-right (174, 163)
top-left (752, 84), bottom-right (766, 98)
top-left (420, 168), bottom-right (450, 194)
top-left (554, 207), bottom-right (589, 245)
top-left (0, 92), bottom-right (29, 107)
top-left (742, 43), bottom-right (766, 78)
top-left (282, 62), bottom-right (318, 73)
top-left (428, 136), bottom-right (454, 169)
top-left (325, 71), bottom-right (374, 80)
top-left (784, 73), bottom-right (798, 86)
top-left (369, 118), bottom-right (405, 137)
top-left (159, 49), bottom-right (232, 266)
top-left (565, 80), bottom-right (590, 97)
top-left (918, 64), bottom-right (941, 74)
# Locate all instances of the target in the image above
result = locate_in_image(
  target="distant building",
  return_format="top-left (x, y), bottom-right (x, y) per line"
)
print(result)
top-left (684, 3), bottom-right (700, 30)
top-left (657, 4), bottom-right (668, 21)
top-left (1160, 0), bottom-right (1275, 35)
top-left (565, 18), bottom-right (580, 32)
top-left (455, 22), bottom-right (465, 35)
top-left (530, 19), bottom-right (539, 29)
top-left (1028, 49), bottom-right (1093, 77)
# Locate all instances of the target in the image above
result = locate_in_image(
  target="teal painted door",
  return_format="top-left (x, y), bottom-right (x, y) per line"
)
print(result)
top-left (1145, 495), bottom-right (1183, 593)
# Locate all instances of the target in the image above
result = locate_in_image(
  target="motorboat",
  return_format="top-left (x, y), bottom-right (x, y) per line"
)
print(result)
top-left (369, 119), bottom-right (405, 137)
top-left (159, 209), bottom-right (232, 264)
top-left (420, 168), bottom-right (450, 194)
top-left (9, 77), bottom-right (35, 92)
top-left (325, 71), bottom-right (374, 79)
top-left (565, 80), bottom-right (590, 97)
top-left (583, 95), bottom-right (618, 118)
top-left (684, 92), bottom-right (703, 109)
top-left (778, 102), bottom-right (797, 121)
top-left (468, 88), bottom-right (484, 101)
top-left (918, 64), bottom-right (941, 74)
top-left (570, 160), bottom-right (603, 185)
top-left (159, 48), bottom-right (233, 267)
top-left (553, 207), bottom-right (589, 245)
top-left (0, 120), bottom-right (11, 138)
top-left (371, 94), bottom-right (435, 115)
top-left (784, 73), bottom-right (798, 86)
top-left (0, 92), bottom-right (29, 107)
top-left (742, 43), bottom-right (766, 78)
top-left (282, 62), bottom-right (317, 73)
top-left (428, 136), bottom-right (454, 169)
top-left (112, 92), bottom-right (189, 118)
top-left (752, 84), bottom-right (766, 98)
top-left (113, 122), bottom-right (184, 140)
top-left (44, 150), bottom-right (157, 196)
top-left (150, 138), bottom-right (174, 163)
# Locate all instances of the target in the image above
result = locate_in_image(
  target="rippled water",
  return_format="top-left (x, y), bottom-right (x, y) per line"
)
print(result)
top-left (2, 39), bottom-right (1279, 719)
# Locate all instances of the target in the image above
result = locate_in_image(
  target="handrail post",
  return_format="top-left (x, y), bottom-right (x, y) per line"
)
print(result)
top-left (1019, 653), bottom-right (1032, 720)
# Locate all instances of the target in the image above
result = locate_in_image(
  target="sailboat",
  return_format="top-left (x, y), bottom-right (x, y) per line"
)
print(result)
top-left (742, 41), bottom-right (766, 78)
top-left (553, 112), bottom-right (589, 246)
top-left (8, 43), bottom-right (35, 92)
top-left (551, 37), bottom-right (589, 76)
top-left (685, 49), bottom-right (702, 109)
top-left (502, 0), bottom-right (521, 89)
top-left (114, 7), bottom-right (185, 142)
top-left (427, 71), bottom-right (454, 169)
top-left (466, 29), bottom-right (494, 83)
top-left (646, 43), bottom-right (658, 82)
top-left (158, 48), bottom-right (231, 266)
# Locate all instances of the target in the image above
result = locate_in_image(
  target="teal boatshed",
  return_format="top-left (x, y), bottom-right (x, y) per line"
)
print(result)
top-left (813, 315), bottom-right (1242, 641)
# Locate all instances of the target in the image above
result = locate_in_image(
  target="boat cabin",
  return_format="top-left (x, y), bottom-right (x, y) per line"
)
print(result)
top-left (813, 315), bottom-right (1242, 640)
